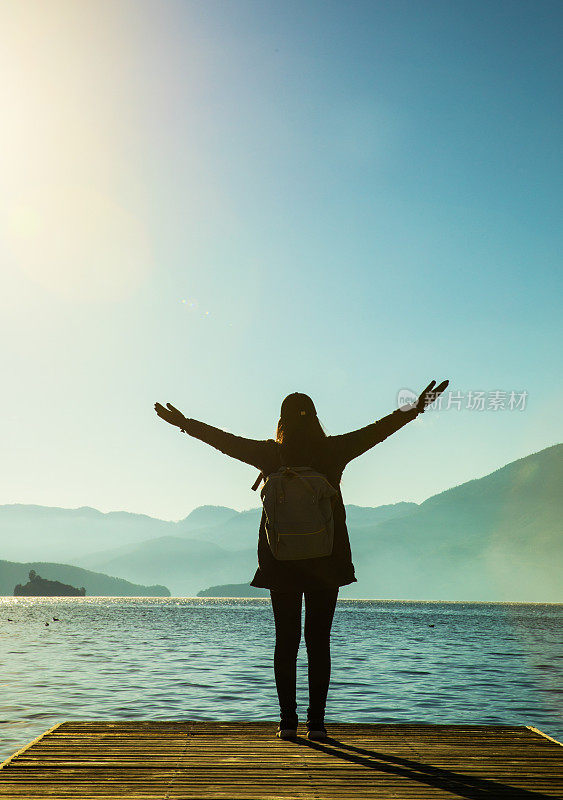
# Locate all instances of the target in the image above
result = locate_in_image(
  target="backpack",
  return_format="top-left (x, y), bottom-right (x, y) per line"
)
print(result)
top-left (253, 465), bottom-right (338, 561)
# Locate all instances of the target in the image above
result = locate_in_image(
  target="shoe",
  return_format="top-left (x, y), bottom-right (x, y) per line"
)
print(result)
top-left (276, 726), bottom-right (297, 739)
top-left (276, 716), bottom-right (298, 739)
top-left (306, 720), bottom-right (328, 741)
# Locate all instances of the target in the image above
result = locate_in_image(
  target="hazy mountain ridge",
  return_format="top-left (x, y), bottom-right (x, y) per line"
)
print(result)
top-left (0, 498), bottom-right (412, 562)
top-left (175, 505), bottom-right (241, 533)
top-left (347, 443), bottom-right (562, 600)
top-left (76, 536), bottom-right (256, 596)
top-left (0, 504), bottom-right (172, 562)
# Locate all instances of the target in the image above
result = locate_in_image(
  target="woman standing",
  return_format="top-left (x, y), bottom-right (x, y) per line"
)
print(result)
top-left (154, 378), bottom-right (448, 740)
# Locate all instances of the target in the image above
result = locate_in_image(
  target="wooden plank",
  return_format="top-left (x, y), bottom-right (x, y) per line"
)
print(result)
top-left (0, 721), bottom-right (561, 799)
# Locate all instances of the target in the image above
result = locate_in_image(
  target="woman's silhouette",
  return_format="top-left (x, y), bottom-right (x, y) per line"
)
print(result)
top-left (155, 379), bottom-right (448, 740)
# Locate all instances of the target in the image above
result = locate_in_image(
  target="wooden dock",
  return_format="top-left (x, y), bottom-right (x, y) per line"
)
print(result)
top-left (0, 721), bottom-right (561, 799)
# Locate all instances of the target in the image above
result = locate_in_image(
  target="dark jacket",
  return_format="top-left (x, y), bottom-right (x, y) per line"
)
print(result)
top-left (182, 406), bottom-right (420, 592)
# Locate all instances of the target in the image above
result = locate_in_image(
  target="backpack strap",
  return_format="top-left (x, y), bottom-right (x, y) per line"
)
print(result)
top-left (251, 472), bottom-right (264, 491)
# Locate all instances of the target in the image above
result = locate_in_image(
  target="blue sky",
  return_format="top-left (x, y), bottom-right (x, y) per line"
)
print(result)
top-left (0, 0), bottom-right (561, 519)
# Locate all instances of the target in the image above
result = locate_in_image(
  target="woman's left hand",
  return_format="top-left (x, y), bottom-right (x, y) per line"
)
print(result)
top-left (416, 379), bottom-right (449, 412)
top-left (154, 402), bottom-right (188, 430)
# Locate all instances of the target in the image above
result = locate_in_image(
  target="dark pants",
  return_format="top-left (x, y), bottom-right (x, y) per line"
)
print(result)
top-left (269, 588), bottom-right (339, 723)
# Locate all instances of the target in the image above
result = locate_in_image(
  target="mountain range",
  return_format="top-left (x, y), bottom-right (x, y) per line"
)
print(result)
top-left (0, 443), bottom-right (560, 600)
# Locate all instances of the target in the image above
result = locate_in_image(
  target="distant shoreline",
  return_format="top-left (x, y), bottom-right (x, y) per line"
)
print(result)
top-left (4, 596), bottom-right (562, 604)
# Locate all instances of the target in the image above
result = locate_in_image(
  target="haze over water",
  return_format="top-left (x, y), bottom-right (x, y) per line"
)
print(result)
top-left (1, 597), bottom-right (561, 761)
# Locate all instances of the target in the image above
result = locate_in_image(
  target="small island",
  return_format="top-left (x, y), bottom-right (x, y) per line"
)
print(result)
top-left (197, 582), bottom-right (269, 598)
top-left (14, 570), bottom-right (86, 597)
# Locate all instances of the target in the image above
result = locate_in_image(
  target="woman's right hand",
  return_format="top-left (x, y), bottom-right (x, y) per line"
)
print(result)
top-left (154, 402), bottom-right (188, 430)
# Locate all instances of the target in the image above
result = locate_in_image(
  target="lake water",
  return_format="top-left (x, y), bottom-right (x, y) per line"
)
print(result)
top-left (1, 598), bottom-right (562, 761)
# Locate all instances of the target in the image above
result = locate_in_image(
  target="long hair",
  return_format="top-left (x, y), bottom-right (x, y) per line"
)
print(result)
top-left (275, 393), bottom-right (327, 460)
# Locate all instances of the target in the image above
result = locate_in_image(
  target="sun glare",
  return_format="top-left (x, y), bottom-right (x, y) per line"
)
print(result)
top-left (6, 183), bottom-right (151, 300)
top-left (0, 2), bottom-right (152, 301)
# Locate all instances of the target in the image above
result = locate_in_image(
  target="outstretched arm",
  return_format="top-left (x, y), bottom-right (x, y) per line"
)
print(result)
top-left (329, 379), bottom-right (449, 467)
top-left (329, 407), bottom-right (418, 467)
top-left (154, 402), bottom-right (272, 471)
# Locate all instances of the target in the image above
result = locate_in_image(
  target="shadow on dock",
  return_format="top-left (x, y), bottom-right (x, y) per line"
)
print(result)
top-left (300, 735), bottom-right (558, 799)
